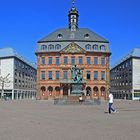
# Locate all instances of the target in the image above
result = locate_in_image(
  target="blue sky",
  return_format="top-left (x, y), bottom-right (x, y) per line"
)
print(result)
top-left (0, 0), bottom-right (140, 66)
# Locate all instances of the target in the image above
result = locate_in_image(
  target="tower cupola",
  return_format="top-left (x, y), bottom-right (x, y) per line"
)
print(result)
top-left (68, 0), bottom-right (79, 31)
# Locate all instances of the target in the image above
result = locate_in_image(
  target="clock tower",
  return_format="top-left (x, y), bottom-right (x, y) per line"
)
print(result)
top-left (36, 0), bottom-right (111, 100)
top-left (68, 0), bottom-right (79, 31)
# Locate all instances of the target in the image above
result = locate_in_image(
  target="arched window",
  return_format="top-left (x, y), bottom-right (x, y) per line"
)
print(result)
top-left (100, 45), bottom-right (106, 51)
top-left (55, 87), bottom-right (60, 91)
top-left (48, 86), bottom-right (53, 91)
top-left (86, 86), bottom-right (91, 96)
top-left (41, 86), bottom-right (46, 92)
top-left (48, 44), bottom-right (54, 50)
top-left (41, 45), bottom-right (47, 50)
top-left (100, 87), bottom-right (105, 96)
top-left (93, 86), bottom-right (99, 97)
top-left (55, 44), bottom-right (61, 50)
top-left (93, 44), bottom-right (98, 50)
top-left (85, 44), bottom-right (91, 50)
top-left (55, 86), bottom-right (60, 96)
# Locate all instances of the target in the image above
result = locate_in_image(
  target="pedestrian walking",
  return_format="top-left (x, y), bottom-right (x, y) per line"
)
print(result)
top-left (79, 96), bottom-right (83, 104)
top-left (108, 92), bottom-right (116, 114)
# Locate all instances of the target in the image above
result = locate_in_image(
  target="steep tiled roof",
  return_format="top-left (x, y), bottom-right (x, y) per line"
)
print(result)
top-left (38, 28), bottom-right (109, 43)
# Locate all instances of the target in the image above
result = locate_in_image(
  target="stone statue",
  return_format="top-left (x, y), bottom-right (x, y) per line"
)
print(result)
top-left (71, 65), bottom-right (82, 83)
top-left (71, 65), bottom-right (84, 95)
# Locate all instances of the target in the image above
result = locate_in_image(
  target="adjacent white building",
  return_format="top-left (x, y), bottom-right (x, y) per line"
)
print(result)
top-left (110, 48), bottom-right (140, 100)
top-left (0, 48), bottom-right (37, 100)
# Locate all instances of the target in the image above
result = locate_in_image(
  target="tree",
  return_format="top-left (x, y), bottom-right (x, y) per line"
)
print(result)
top-left (0, 73), bottom-right (10, 99)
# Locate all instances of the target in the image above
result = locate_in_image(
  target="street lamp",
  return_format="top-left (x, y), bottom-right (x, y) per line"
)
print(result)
top-left (0, 73), bottom-right (10, 99)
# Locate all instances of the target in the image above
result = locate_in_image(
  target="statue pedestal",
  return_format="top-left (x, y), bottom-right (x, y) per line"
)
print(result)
top-left (71, 83), bottom-right (84, 96)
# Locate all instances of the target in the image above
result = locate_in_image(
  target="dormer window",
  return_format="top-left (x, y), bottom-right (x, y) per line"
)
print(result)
top-left (41, 45), bottom-right (47, 50)
top-left (57, 34), bottom-right (63, 39)
top-left (85, 44), bottom-right (91, 50)
top-left (55, 44), bottom-right (61, 50)
top-left (100, 45), bottom-right (106, 51)
top-left (48, 44), bottom-right (54, 50)
top-left (93, 44), bottom-right (98, 50)
top-left (84, 34), bottom-right (90, 38)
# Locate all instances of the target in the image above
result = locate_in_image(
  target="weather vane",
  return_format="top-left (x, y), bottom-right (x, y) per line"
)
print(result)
top-left (72, 0), bottom-right (75, 7)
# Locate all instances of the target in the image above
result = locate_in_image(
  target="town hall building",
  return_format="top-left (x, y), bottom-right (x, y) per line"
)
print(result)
top-left (36, 1), bottom-right (111, 100)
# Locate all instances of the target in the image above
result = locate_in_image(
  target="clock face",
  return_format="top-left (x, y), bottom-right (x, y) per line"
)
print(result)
top-left (71, 25), bottom-right (76, 31)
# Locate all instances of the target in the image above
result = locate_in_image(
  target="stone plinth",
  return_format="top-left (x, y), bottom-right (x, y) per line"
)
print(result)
top-left (71, 83), bottom-right (84, 96)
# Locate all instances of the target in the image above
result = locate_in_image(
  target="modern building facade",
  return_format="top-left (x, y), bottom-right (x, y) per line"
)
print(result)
top-left (110, 48), bottom-right (140, 100)
top-left (36, 2), bottom-right (111, 100)
top-left (0, 48), bottom-right (37, 100)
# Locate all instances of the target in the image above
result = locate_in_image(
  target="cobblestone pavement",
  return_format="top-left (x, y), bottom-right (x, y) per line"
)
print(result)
top-left (0, 100), bottom-right (140, 140)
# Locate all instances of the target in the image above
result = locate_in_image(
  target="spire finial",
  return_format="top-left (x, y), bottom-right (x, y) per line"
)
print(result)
top-left (68, 0), bottom-right (79, 31)
top-left (72, 0), bottom-right (75, 7)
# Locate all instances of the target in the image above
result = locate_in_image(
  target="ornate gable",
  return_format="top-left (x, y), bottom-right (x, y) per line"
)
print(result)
top-left (60, 42), bottom-right (85, 53)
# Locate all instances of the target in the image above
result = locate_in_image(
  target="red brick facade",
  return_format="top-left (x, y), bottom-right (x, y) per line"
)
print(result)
top-left (36, 4), bottom-right (111, 100)
top-left (36, 49), bottom-right (110, 100)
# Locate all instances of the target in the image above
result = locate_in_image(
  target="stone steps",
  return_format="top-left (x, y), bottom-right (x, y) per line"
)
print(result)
top-left (54, 98), bottom-right (101, 105)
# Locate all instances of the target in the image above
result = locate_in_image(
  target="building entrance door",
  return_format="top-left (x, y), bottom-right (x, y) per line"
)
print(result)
top-left (63, 86), bottom-right (68, 96)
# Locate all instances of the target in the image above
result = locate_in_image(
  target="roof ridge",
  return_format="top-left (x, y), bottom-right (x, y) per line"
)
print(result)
top-left (0, 47), bottom-right (36, 69)
top-left (111, 48), bottom-right (140, 69)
